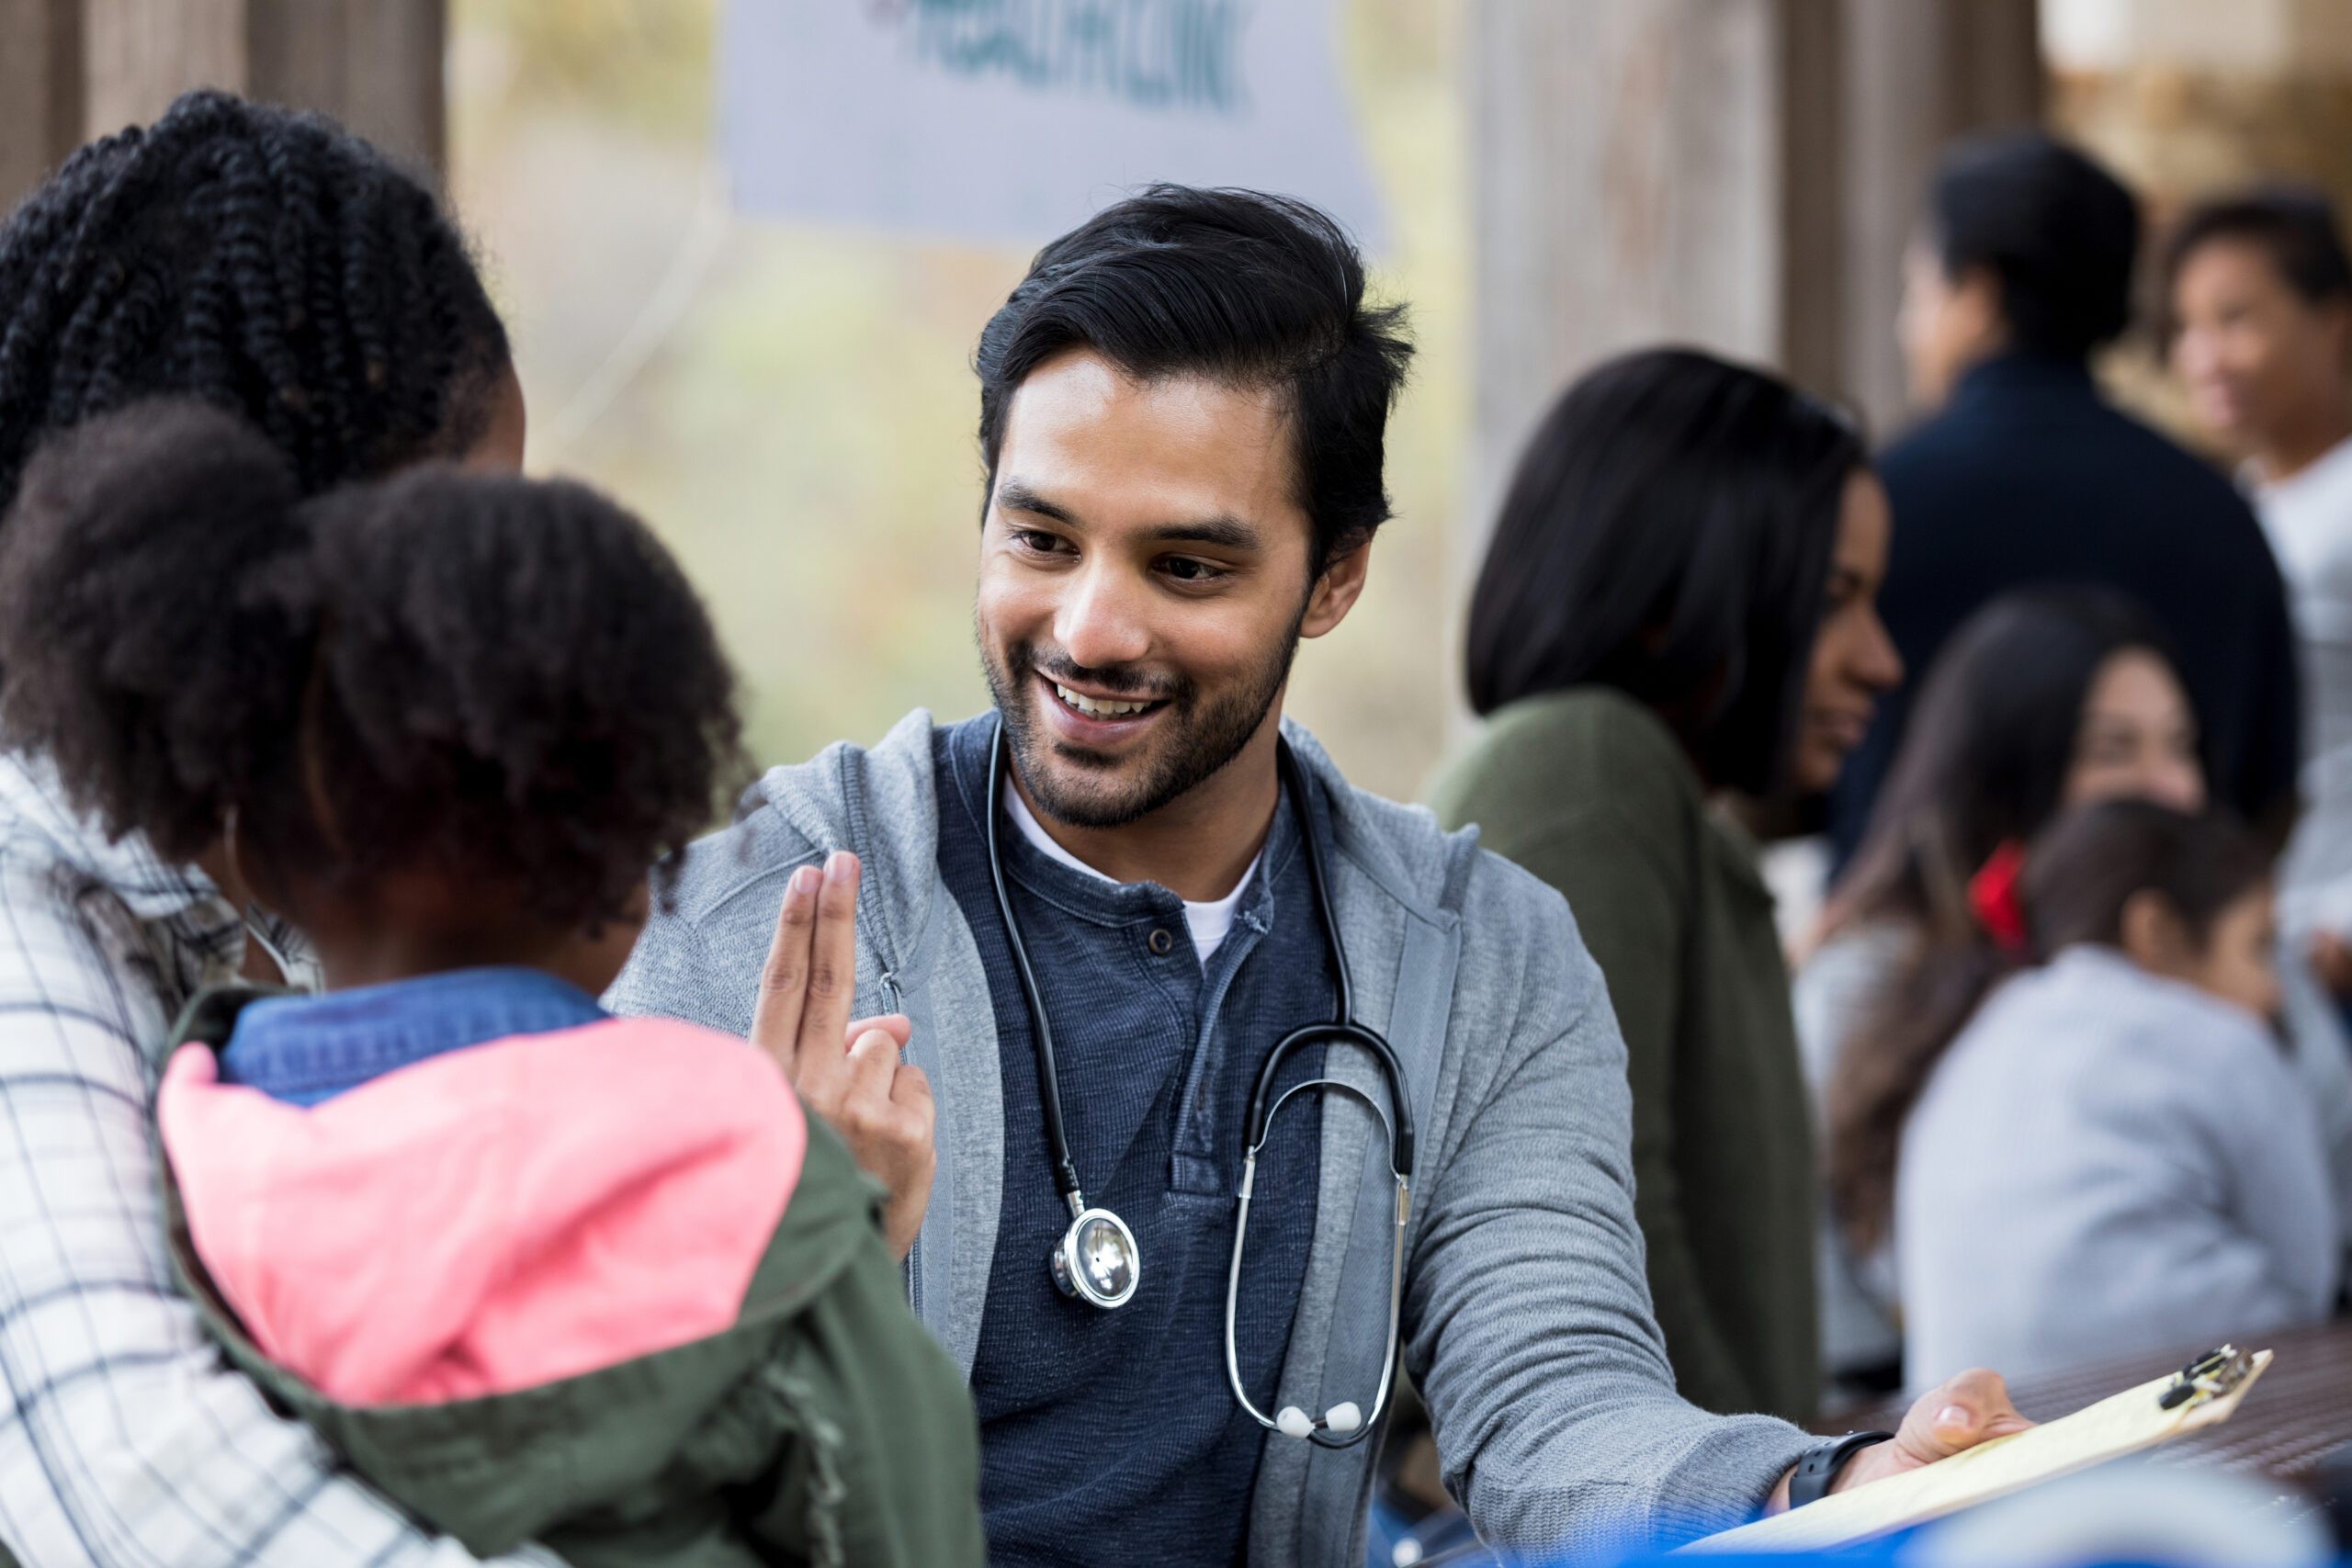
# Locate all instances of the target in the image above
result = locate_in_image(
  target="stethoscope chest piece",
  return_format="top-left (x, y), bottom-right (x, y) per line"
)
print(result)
top-left (1051, 1203), bottom-right (1140, 1309)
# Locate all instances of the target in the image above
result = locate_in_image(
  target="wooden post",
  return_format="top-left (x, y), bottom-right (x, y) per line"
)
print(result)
top-left (0, 0), bottom-right (84, 213)
top-left (1, 0), bottom-right (444, 215)
top-left (1831, 0), bottom-right (2041, 433)
top-left (1470, 0), bottom-right (1788, 537)
top-left (247, 0), bottom-right (445, 173)
top-left (81, 0), bottom-right (249, 138)
top-left (1469, 0), bottom-right (2041, 546)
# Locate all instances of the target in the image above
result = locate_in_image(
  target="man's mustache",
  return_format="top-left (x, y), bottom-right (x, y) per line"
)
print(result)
top-left (1017, 646), bottom-right (1188, 704)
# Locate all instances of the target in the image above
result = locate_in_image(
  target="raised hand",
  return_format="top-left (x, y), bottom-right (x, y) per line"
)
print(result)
top-left (752, 850), bottom-right (937, 1260)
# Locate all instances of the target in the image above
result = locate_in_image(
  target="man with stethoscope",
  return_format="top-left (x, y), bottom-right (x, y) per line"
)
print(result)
top-left (609, 186), bottom-right (2030, 1565)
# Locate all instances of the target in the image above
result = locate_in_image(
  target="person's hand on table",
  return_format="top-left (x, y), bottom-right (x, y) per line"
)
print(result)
top-left (752, 849), bottom-right (937, 1260)
top-left (1768, 1368), bottom-right (2034, 1513)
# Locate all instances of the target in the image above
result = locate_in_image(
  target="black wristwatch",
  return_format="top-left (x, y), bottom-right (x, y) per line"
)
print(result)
top-left (1788, 1430), bottom-right (1894, 1508)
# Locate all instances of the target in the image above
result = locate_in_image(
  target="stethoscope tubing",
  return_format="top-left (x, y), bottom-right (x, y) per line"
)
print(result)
top-left (986, 726), bottom-right (1089, 1209)
top-left (984, 716), bottom-right (1417, 1442)
top-left (1224, 1077), bottom-right (1410, 1449)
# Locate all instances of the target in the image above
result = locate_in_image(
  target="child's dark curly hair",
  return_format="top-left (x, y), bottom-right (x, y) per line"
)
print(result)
top-left (0, 400), bottom-right (744, 931)
top-left (0, 88), bottom-right (510, 515)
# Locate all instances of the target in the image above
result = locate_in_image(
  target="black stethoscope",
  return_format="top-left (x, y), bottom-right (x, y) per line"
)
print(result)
top-left (985, 722), bottom-right (1416, 1447)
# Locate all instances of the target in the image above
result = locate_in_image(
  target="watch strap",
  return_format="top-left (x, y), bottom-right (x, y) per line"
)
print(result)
top-left (1788, 1430), bottom-right (1894, 1508)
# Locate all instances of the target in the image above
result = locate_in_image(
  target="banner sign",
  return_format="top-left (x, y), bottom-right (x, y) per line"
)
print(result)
top-left (720, 0), bottom-right (1386, 249)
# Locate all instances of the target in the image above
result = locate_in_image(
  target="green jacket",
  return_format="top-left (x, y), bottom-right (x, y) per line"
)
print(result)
top-left (1432, 689), bottom-right (1819, 1422)
top-left (158, 988), bottom-right (986, 1568)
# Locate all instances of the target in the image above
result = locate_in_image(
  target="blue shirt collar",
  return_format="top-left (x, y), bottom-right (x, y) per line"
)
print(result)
top-left (219, 966), bottom-right (609, 1107)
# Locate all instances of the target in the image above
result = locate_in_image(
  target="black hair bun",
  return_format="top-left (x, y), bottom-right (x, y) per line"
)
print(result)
top-left (0, 399), bottom-right (317, 862)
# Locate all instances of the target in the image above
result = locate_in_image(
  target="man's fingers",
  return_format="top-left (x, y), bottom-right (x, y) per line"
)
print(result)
top-left (1905, 1368), bottom-right (2031, 1461)
top-left (893, 1061), bottom-right (934, 1114)
top-left (750, 863), bottom-right (822, 1075)
top-left (843, 1026), bottom-right (904, 1117)
top-left (797, 852), bottom-right (863, 1072)
top-left (848, 1013), bottom-right (913, 1052)
top-left (1817, 1368), bottom-right (2034, 1502)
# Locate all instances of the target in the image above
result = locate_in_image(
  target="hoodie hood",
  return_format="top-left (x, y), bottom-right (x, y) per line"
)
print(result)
top-left (160, 1015), bottom-right (805, 1407)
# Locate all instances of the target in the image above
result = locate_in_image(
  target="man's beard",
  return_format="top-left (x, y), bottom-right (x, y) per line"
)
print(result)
top-left (979, 616), bottom-right (1304, 830)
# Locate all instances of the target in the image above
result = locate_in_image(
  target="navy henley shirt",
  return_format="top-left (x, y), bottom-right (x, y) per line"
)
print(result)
top-left (933, 716), bottom-right (1333, 1566)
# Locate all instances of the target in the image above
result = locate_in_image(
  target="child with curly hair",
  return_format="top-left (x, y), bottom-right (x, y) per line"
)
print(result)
top-left (0, 400), bottom-right (983, 1568)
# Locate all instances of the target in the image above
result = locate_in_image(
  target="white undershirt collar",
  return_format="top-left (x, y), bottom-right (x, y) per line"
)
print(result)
top-left (1001, 785), bottom-right (1263, 965)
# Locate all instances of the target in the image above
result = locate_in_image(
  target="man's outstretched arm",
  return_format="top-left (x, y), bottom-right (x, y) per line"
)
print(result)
top-left (1408, 890), bottom-right (2024, 1555)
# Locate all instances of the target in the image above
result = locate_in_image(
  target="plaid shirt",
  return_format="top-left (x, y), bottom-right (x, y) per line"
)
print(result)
top-left (0, 755), bottom-right (558, 1566)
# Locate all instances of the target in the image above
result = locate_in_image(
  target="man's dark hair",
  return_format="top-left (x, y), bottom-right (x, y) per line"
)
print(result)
top-left (0, 89), bottom-right (511, 515)
top-left (0, 400), bottom-right (743, 931)
top-left (1464, 346), bottom-right (1863, 797)
top-left (2161, 186), bottom-right (2352, 333)
top-left (974, 185), bottom-right (1413, 570)
top-left (1928, 130), bottom-right (2141, 362)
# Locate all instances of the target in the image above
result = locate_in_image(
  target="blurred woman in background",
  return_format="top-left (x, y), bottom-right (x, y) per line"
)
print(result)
top-left (1808, 588), bottom-right (2352, 1397)
top-left (1897, 801), bottom-right (2337, 1383)
top-left (1806, 590), bottom-right (2200, 1392)
top-left (1432, 346), bottom-right (1901, 1423)
top-left (2166, 189), bottom-right (2352, 969)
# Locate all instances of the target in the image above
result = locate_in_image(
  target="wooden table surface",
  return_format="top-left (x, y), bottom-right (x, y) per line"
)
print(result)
top-left (1821, 1316), bottom-right (2352, 1490)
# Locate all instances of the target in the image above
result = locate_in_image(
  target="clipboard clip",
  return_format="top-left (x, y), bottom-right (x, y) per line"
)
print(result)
top-left (2157, 1344), bottom-right (2254, 1410)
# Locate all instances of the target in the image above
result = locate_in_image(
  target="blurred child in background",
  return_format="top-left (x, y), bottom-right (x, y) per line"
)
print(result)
top-left (1894, 801), bottom-right (2337, 1384)
top-left (1806, 588), bottom-right (2206, 1393)
top-left (0, 401), bottom-right (985, 1568)
top-left (1810, 588), bottom-right (2352, 1399)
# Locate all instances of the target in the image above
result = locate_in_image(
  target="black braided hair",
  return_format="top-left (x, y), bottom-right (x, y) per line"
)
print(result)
top-left (0, 89), bottom-right (510, 515)
top-left (0, 401), bottom-right (744, 931)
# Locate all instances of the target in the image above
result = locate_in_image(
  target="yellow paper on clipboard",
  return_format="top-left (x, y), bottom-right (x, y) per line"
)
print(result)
top-left (1679, 1348), bottom-right (2274, 1554)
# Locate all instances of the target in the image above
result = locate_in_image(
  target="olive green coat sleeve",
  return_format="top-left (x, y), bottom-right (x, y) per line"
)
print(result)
top-left (1485, 802), bottom-right (1764, 1415)
top-left (731, 1128), bottom-right (989, 1568)
top-left (1431, 690), bottom-right (1819, 1421)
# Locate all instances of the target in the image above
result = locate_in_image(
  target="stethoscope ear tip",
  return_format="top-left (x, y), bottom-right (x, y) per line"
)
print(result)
top-left (1272, 1402), bottom-right (1363, 1439)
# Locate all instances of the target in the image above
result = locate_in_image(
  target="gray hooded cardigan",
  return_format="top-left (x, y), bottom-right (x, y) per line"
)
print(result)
top-left (606, 711), bottom-right (1813, 1564)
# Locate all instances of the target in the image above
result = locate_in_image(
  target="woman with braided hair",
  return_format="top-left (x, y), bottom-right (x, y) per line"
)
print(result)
top-left (0, 88), bottom-right (522, 504)
top-left (0, 92), bottom-right (534, 1566)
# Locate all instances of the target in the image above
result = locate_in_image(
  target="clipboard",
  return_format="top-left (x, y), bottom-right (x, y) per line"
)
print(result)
top-left (1680, 1345), bottom-right (2274, 1554)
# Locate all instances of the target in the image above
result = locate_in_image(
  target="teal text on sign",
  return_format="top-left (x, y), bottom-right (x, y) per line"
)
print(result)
top-left (902, 0), bottom-right (1251, 115)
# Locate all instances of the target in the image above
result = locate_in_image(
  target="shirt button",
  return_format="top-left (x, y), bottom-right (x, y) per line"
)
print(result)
top-left (1148, 928), bottom-right (1175, 956)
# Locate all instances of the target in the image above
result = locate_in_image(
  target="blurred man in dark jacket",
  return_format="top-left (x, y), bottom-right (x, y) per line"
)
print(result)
top-left (1826, 131), bottom-right (2301, 871)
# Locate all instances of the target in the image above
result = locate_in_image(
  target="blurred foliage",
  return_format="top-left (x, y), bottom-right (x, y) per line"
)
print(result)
top-left (458, 0), bottom-right (721, 138)
top-left (448, 0), bottom-right (1468, 804)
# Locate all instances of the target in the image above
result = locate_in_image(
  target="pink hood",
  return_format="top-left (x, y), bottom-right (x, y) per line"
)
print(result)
top-left (158, 1017), bottom-right (806, 1407)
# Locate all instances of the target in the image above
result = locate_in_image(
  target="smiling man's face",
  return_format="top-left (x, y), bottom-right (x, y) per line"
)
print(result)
top-left (976, 346), bottom-right (1357, 829)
